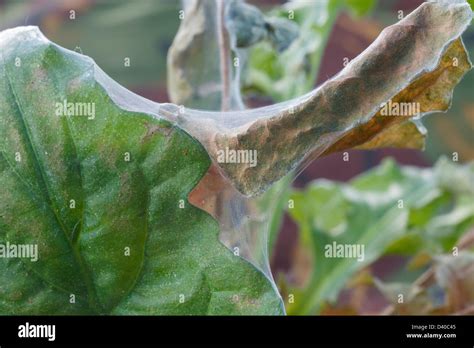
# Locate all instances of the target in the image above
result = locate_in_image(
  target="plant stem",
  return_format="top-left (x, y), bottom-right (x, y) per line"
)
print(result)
top-left (217, 0), bottom-right (231, 111)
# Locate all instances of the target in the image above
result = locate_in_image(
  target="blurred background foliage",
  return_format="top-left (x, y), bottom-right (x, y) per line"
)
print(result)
top-left (285, 158), bottom-right (474, 314)
top-left (1, 0), bottom-right (181, 100)
top-left (1, 0), bottom-right (472, 315)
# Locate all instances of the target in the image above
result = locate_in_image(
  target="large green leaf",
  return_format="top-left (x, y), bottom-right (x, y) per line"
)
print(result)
top-left (0, 26), bottom-right (283, 315)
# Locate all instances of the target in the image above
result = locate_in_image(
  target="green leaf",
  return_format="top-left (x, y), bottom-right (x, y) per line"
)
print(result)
top-left (243, 0), bottom-right (377, 101)
top-left (244, 0), bottom-right (342, 101)
top-left (344, 0), bottom-right (377, 17)
top-left (0, 26), bottom-right (283, 315)
top-left (287, 158), bottom-right (474, 314)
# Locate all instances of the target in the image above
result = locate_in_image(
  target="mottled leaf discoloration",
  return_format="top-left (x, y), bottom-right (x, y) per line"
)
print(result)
top-left (177, 1), bottom-right (472, 196)
top-left (0, 26), bottom-right (283, 315)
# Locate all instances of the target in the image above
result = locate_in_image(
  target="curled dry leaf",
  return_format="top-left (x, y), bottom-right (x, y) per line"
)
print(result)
top-left (174, 0), bottom-right (473, 196)
top-left (167, 0), bottom-right (221, 109)
top-left (434, 252), bottom-right (474, 312)
top-left (167, 0), bottom-right (242, 111)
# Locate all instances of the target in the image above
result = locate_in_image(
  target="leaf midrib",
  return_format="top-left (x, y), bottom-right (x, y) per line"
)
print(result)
top-left (4, 63), bottom-right (102, 313)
